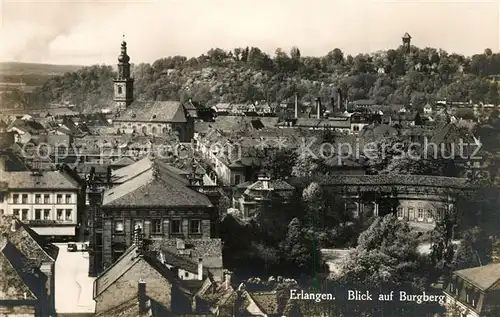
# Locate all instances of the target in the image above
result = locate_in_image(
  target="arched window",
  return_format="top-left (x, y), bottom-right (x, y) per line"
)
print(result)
top-left (117, 85), bottom-right (123, 94)
top-left (162, 127), bottom-right (167, 134)
top-left (151, 126), bottom-right (158, 135)
top-left (142, 126), bottom-right (147, 135)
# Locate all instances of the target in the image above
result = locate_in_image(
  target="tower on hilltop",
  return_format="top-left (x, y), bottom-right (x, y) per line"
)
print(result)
top-left (402, 32), bottom-right (411, 53)
top-left (114, 35), bottom-right (134, 111)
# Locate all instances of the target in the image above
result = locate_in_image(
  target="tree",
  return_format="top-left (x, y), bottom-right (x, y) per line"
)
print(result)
top-left (255, 148), bottom-right (297, 180)
top-left (429, 211), bottom-right (457, 283)
top-left (302, 182), bottom-right (325, 228)
top-left (279, 218), bottom-right (319, 276)
top-left (338, 214), bottom-right (426, 288)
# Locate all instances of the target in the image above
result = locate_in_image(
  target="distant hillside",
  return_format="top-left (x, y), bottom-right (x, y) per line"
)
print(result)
top-left (11, 46), bottom-right (500, 112)
top-left (0, 62), bottom-right (82, 76)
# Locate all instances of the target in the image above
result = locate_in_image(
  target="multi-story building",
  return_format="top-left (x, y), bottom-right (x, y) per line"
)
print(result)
top-left (0, 154), bottom-right (81, 239)
top-left (315, 174), bottom-right (471, 231)
top-left (0, 215), bottom-right (59, 316)
top-left (87, 157), bottom-right (218, 276)
top-left (444, 263), bottom-right (500, 316)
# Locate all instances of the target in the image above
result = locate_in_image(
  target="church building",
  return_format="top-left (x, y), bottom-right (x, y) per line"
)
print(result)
top-left (111, 40), bottom-right (194, 142)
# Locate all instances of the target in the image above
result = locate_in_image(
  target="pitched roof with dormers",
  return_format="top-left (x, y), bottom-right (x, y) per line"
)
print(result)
top-left (102, 161), bottom-right (212, 207)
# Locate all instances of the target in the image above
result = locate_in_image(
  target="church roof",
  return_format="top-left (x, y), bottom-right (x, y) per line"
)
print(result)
top-left (115, 101), bottom-right (187, 123)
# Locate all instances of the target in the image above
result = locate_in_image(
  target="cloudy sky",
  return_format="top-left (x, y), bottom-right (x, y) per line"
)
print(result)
top-left (0, 0), bottom-right (498, 65)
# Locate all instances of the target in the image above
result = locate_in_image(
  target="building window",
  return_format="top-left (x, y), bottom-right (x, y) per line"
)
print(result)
top-left (44, 209), bottom-right (51, 220)
top-left (65, 209), bottom-right (72, 221)
top-left (189, 220), bottom-right (201, 234)
top-left (115, 220), bottom-right (124, 233)
top-left (22, 209), bottom-right (28, 220)
top-left (35, 194), bottom-right (41, 204)
top-left (21, 194), bottom-right (28, 204)
top-left (417, 208), bottom-right (424, 220)
top-left (397, 207), bottom-right (403, 218)
top-left (13, 194), bottom-right (19, 204)
top-left (65, 194), bottom-right (71, 204)
top-left (117, 85), bottom-right (123, 94)
top-left (133, 219), bottom-right (143, 230)
top-left (437, 208), bottom-right (445, 221)
top-left (234, 174), bottom-right (241, 185)
top-left (56, 194), bottom-right (63, 204)
top-left (152, 219), bottom-right (162, 234)
top-left (184, 272), bottom-right (189, 278)
top-left (13, 209), bottom-right (20, 218)
top-left (57, 209), bottom-right (63, 221)
top-left (44, 194), bottom-right (50, 204)
top-left (171, 220), bottom-right (182, 234)
top-left (408, 207), bottom-right (415, 220)
top-left (35, 209), bottom-right (42, 220)
top-left (427, 210), bottom-right (433, 222)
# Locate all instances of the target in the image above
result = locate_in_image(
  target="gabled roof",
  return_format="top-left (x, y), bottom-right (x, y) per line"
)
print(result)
top-left (0, 241), bottom-right (40, 301)
top-left (115, 101), bottom-right (187, 123)
top-left (455, 263), bottom-right (500, 291)
top-left (158, 239), bottom-right (223, 271)
top-left (0, 215), bottom-right (58, 263)
top-left (1, 170), bottom-right (80, 190)
top-left (160, 249), bottom-right (210, 277)
top-left (102, 165), bottom-right (212, 207)
top-left (110, 156), bottom-right (136, 167)
top-left (94, 244), bottom-right (190, 300)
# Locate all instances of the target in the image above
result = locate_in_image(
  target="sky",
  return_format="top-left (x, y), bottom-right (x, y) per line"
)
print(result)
top-left (0, 0), bottom-right (499, 65)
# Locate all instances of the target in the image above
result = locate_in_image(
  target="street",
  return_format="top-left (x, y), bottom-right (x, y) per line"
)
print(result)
top-left (54, 243), bottom-right (96, 315)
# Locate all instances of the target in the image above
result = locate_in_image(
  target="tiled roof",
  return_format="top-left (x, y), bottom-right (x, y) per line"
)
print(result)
top-left (160, 249), bottom-right (210, 276)
top-left (358, 123), bottom-right (399, 141)
top-left (102, 166), bottom-right (212, 207)
top-left (94, 297), bottom-right (156, 317)
top-left (94, 244), bottom-right (189, 302)
top-left (157, 239), bottom-right (223, 271)
top-left (0, 216), bottom-right (58, 263)
top-left (114, 101), bottom-right (187, 123)
top-left (111, 157), bottom-right (152, 184)
top-left (455, 263), bottom-right (500, 291)
top-left (0, 241), bottom-right (41, 300)
top-left (1, 170), bottom-right (80, 190)
top-left (248, 291), bottom-right (281, 315)
top-left (110, 156), bottom-right (136, 167)
top-left (312, 174), bottom-right (471, 190)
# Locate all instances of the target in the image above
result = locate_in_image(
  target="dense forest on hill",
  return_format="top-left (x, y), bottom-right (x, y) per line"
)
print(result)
top-left (22, 45), bottom-right (500, 111)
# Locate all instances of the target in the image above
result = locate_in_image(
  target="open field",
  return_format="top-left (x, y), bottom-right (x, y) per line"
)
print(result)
top-left (0, 62), bottom-right (83, 89)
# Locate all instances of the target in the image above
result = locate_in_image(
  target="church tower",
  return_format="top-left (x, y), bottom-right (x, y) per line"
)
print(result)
top-left (114, 37), bottom-right (134, 111)
top-left (402, 32), bottom-right (411, 53)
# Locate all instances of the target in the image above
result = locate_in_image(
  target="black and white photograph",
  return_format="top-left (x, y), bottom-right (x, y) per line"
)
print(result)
top-left (1, 0), bottom-right (500, 316)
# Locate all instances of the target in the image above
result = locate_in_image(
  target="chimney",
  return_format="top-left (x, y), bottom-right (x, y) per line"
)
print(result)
top-left (176, 238), bottom-right (185, 250)
top-left (198, 258), bottom-right (203, 281)
top-left (330, 97), bottom-right (335, 113)
top-left (138, 279), bottom-right (148, 314)
top-left (258, 174), bottom-right (270, 190)
top-left (316, 98), bottom-right (321, 119)
top-left (294, 93), bottom-right (298, 119)
top-left (337, 89), bottom-right (343, 111)
top-left (10, 219), bottom-right (17, 232)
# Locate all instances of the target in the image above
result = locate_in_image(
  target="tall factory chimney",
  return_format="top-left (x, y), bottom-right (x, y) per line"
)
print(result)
top-left (294, 93), bottom-right (298, 119)
top-left (316, 97), bottom-right (321, 119)
top-left (337, 88), bottom-right (343, 111)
